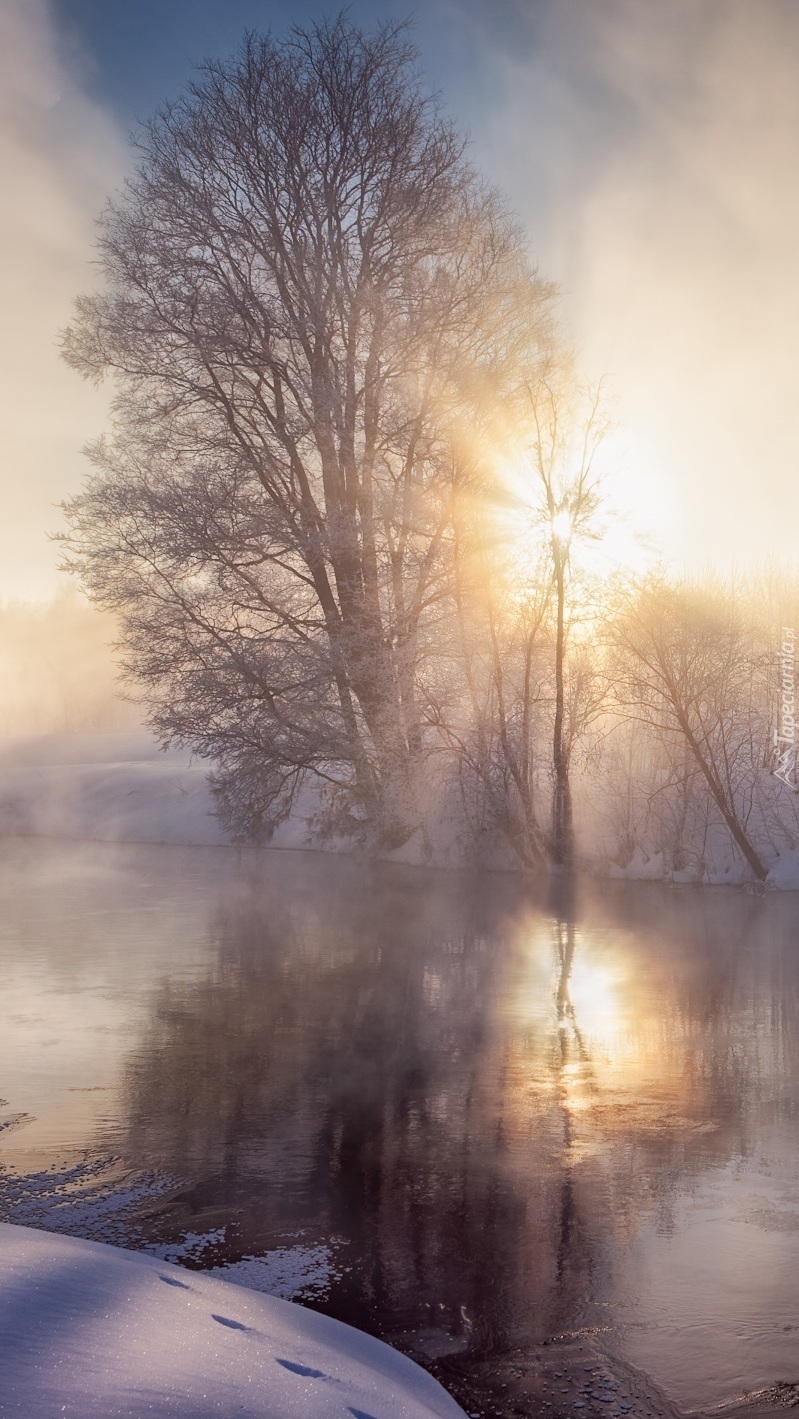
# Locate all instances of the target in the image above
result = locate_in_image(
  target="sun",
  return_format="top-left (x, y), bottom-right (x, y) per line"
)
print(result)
top-left (551, 509), bottom-right (573, 543)
top-left (493, 438), bottom-right (663, 584)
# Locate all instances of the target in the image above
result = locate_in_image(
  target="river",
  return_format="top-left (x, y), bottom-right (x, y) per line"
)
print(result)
top-left (1, 839), bottom-right (798, 1413)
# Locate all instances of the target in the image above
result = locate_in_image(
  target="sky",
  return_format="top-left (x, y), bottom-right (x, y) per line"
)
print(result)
top-left (3, 0), bottom-right (799, 598)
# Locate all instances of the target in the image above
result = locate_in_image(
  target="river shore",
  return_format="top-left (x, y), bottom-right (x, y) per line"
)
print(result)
top-left (427, 1334), bottom-right (797, 1419)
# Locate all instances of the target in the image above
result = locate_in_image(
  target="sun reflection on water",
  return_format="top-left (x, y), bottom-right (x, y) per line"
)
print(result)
top-left (509, 909), bottom-right (664, 1129)
top-left (558, 945), bottom-right (623, 1049)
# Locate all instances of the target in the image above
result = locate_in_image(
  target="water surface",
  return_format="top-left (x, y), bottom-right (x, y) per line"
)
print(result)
top-left (1, 840), bottom-right (798, 1410)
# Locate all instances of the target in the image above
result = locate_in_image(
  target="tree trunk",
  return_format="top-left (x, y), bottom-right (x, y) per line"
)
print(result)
top-left (551, 551), bottom-right (573, 867)
top-left (674, 705), bottom-right (767, 882)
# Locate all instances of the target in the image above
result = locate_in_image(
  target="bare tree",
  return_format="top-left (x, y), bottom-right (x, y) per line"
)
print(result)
top-left (60, 18), bottom-right (552, 847)
top-left (527, 381), bottom-right (604, 866)
top-left (448, 526), bottom-right (552, 872)
top-left (610, 579), bottom-right (769, 881)
top-left (435, 380), bottom-right (606, 873)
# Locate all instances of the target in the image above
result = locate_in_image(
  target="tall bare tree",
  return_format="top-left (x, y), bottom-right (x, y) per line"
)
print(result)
top-left (527, 382), bottom-right (604, 865)
top-left (436, 380), bottom-right (605, 873)
top-left (61, 18), bottom-right (552, 847)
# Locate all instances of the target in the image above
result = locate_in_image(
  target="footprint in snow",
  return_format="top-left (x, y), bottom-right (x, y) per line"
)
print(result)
top-left (348, 1409), bottom-right (382, 1419)
top-left (212, 1314), bottom-right (254, 1332)
top-left (276, 1358), bottom-right (328, 1378)
top-left (159, 1275), bottom-right (191, 1290)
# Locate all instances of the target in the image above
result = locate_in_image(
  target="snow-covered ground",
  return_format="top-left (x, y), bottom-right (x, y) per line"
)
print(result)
top-left (0, 732), bottom-right (228, 847)
top-left (0, 732), bottom-right (476, 866)
top-left (2, 730), bottom-right (799, 886)
top-left (0, 1223), bottom-right (466, 1418)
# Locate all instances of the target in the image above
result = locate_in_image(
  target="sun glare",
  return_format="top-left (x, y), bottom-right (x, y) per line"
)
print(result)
top-left (495, 466), bottom-right (662, 586)
top-left (551, 509), bottom-right (573, 542)
top-left (563, 951), bottom-right (622, 1047)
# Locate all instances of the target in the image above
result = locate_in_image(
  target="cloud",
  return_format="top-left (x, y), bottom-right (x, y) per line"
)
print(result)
top-left (0, 0), bottom-right (125, 598)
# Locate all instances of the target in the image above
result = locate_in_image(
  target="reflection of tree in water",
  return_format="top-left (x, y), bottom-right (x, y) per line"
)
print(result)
top-left (550, 875), bottom-right (589, 1324)
top-left (117, 857), bottom-right (789, 1360)
top-left (541, 876), bottom-right (768, 1296)
top-left (121, 861), bottom-right (541, 1348)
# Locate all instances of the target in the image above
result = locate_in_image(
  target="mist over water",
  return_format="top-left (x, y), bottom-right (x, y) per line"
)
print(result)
top-left (2, 840), bottom-right (799, 1409)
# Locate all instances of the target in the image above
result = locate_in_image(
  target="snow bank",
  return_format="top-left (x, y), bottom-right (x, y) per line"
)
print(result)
top-left (608, 846), bottom-right (665, 882)
top-left (3, 731), bottom-right (798, 888)
top-left (0, 1223), bottom-right (466, 1418)
top-left (765, 850), bottom-right (799, 890)
top-left (0, 732), bottom-right (492, 866)
top-left (0, 732), bottom-right (228, 846)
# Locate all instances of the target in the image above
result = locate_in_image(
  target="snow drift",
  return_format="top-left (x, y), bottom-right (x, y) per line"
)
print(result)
top-left (0, 1223), bottom-right (466, 1418)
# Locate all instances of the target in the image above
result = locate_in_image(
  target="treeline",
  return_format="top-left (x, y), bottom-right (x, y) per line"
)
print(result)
top-left (459, 562), bottom-right (799, 882)
top-left (57, 18), bottom-right (797, 881)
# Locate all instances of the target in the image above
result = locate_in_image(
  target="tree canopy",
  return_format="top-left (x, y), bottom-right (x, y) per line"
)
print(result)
top-left (62, 16), bottom-right (553, 848)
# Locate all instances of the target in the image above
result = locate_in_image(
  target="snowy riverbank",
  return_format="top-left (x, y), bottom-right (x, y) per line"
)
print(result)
top-left (0, 732), bottom-right (227, 847)
top-left (0, 1223), bottom-right (467, 1417)
top-left (1, 731), bottom-right (799, 887)
top-left (0, 732), bottom-right (478, 866)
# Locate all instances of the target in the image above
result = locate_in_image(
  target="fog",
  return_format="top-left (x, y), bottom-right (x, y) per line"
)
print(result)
top-left (3, 840), bottom-right (799, 1407)
top-left (2, 0), bottom-right (798, 868)
top-left (5, 0), bottom-right (798, 592)
top-left (0, 0), bottom-right (123, 600)
top-left (0, 591), bottom-right (139, 736)
top-left (456, 0), bottom-right (799, 568)
top-left (4, 13), bottom-right (799, 1408)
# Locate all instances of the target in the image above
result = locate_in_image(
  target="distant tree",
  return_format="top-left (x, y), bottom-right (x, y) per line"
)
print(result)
top-left (446, 522), bottom-right (552, 872)
top-left (610, 579), bottom-right (769, 881)
top-left (61, 18), bottom-right (552, 847)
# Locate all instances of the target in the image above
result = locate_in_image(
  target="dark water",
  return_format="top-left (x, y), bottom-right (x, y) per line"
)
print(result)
top-left (1, 840), bottom-right (799, 1410)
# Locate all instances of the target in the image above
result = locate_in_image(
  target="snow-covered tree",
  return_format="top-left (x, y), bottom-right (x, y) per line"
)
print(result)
top-left (61, 18), bottom-right (552, 848)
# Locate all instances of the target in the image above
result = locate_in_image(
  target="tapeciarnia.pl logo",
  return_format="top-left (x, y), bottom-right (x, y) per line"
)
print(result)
top-left (774, 626), bottom-right (798, 790)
